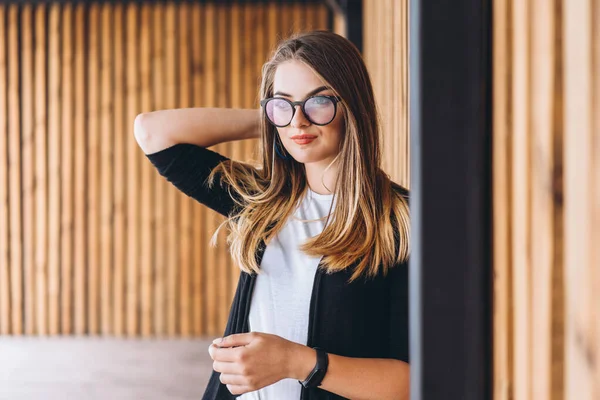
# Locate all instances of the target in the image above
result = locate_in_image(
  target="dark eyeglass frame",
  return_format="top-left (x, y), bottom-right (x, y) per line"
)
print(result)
top-left (260, 95), bottom-right (343, 127)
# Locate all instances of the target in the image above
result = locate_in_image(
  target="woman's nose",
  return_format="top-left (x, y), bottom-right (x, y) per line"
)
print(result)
top-left (290, 105), bottom-right (310, 128)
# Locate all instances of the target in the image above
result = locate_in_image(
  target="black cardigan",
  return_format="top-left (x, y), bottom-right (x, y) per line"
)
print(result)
top-left (146, 143), bottom-right (410, 400)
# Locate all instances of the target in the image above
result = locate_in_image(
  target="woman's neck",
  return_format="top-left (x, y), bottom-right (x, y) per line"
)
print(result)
top-left (303, 158), bottom-right (339, 195)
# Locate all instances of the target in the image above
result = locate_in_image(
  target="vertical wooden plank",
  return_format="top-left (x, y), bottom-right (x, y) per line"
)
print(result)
top-left (8, 3), bottom-right (23, 336)
top-left (267, 0), bottom-right (280, 53)
top-left (126, 2), bottom-right (140, 337)
top-left (512, 0), bottom-right (532, 398)
top-left (592, 1), bottom-right (600, 395)
top-left (112, 2), bottom-right (126, 337)
top-left (216, 2), bottom-right (231, 332)
top-left (530, 0), bottom-right (556, 397)
top-left (292, 3), bottom-right (304, 33)
top-left (493, 0), bottom-right (513, 398)
top-left (0, 3), bottom-right (10, 335)
top-left (164, 1), bottom-right (178, 336)
top-left (100, 2), bottom-right (114, 335)
top-left (139, 2), bottom-right (153, 338)
top-left (178, 1), bottom-right (192, 337)
top-left (204, 1), bottom-right (218, 336)
top-left (252, 1), bottom-right (266, 160)
top-left (190, 2), bottom-right (205, 336)
top-left (243, 1), bottom-right (257, 162)
top-left (563, 0), bottom-right (595, 399)
top-left (60, 2), bottom-right (74, 335)
top-left (47, 2), bottom-right (61, 336)
top-left (20, 3), bottom-right (36, 336)
top-left (402, 1), bottom-right (409, 185)
top-left (152, 1), bottom-right (167, 337)
top-left (384, 0), bottom-right (393, 178)
top-left (73, 2), bottom-right (87, 335)
top-left (34, 3), bottom-right (48, 336)
top-left (316, 2), bottom-right (328, 30)
top-left (230, 1), bottom-right (243, 301)
top-left (87, 2), bottom-right (100, 335)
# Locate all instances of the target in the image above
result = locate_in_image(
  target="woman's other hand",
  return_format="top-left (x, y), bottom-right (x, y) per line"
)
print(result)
top-left (208, 332), bottom-right (310, 395)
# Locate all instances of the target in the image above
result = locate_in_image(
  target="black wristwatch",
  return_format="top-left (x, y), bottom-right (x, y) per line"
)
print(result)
top-left (299, 347), bottom-right (329, 389)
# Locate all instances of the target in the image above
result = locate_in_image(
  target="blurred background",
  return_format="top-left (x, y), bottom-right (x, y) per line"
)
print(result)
top-left (0, 0), bottom-right (599, 399)
top-left (0, 0), bottom-right (408, 399)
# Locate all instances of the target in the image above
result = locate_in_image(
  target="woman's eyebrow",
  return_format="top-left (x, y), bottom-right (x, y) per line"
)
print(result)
top-left (273, 85), bottom-right (329, 98)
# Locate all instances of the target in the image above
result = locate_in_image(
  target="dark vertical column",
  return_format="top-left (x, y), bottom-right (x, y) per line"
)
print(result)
top-left (409, 0), bottom-right (493, 399)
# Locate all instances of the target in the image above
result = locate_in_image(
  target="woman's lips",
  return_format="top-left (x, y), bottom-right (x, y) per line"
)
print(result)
top-left (291, 136), bottom-right (316, 144)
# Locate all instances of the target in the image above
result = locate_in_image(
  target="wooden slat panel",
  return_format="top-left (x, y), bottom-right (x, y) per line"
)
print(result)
top-left (492, 0), bottom-right (513, 398)
top-left (204, 1), bottom-right (218, 336)
top-left (47, 3), bottom-right (61, 336)
top-left (511, 0), bottom-right (532, 398)
top-left (216, 2), bottom-right (231, 334)
top-left (112, 3), bottom-right (126, 337)
top-left (530, 0), bottom-right (556, 397)
top-left (100, 2), bottom-right (114, 335)
top-left (7, 4), bottom-right (22, 335)
top-left (126, 2), bottom-right (140, 337)
top-left (178, 1), bottom-right (192, 337)
top-left (230, 2), bottom-right (243, 299)
top-left (0, 0), bottom-right (331, 339)
top-left (593, 0), bottom-right (600, 394)
top-left (34, 3), bottom-right (48, 336)
top-left (60, 2), bottom-right (74, 336)
top-left (316, 2), bottom-right (328, 30)
top-left (139, 2), bottom-right (153, 338)
top-left (21, 3), bottom-right (36, 336)
top-left (164, 1), bottom-right (178, 336)
top-left (243, 1), bottom-right (257, 161)
top-left (564, 0), bottom-right (596, 399)
top-left (292, 2), bottom-right (304, 33)
top-left (152, 1), bottom-right (166, 337)
top-left (87, 2), bottom-right (100, 335)
top-left (0, 3), bottom-right (10, 335)
top-left (190, 2), bottom-right (205, 337)
top-left (593, 1), bottom-right (600, 397)
top-left (73, 2), bottom-right (87, 335)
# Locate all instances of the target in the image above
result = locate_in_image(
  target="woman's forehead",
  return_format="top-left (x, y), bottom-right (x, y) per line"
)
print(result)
top-left (273, 61), bottom-right (329, 98)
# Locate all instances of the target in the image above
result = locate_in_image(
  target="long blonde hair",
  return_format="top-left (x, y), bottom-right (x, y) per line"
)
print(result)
top-left (208, 30), bottom-right (409, 283)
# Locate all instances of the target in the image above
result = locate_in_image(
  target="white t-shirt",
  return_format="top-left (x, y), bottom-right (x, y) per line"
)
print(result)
top-left (237, 187), bottom-right (335, 400)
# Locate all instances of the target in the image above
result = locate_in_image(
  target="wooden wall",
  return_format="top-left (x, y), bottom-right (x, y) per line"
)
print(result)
top-left (0, 0), bottom-right (329, 337)
top-left (362, 0), bottom-right (409, 187)
top-left (493, 0), bottom-right (600, 399)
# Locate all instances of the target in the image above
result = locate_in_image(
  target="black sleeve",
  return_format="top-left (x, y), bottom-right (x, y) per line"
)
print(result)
top-left (145, 143), bottom-right (240, 218)
top-left (389, 259), bottom-right (410, 363)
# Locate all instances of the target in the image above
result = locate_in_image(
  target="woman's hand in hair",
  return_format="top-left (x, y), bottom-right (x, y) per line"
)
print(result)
top-left (208, 332), bottom-right (305, 395)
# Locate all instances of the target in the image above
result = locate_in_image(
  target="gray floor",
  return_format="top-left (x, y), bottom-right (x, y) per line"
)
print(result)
top-left (0, 336), bottom-right (218, 400)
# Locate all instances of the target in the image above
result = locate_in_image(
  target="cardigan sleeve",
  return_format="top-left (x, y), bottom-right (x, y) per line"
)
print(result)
top-left (145, 143), bottom-right (240, 218)
top-left (389, 259), bottom-right (410, 363)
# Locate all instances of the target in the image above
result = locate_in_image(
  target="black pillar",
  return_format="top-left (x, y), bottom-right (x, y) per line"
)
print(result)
top-left (409, 0), bottom-right (493, 399)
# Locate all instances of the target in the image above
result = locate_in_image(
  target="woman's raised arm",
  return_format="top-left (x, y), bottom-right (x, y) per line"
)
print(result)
top-left (133, 107), bottom-right (260, 154)
top-left (134, 107), bottom-right (261, 217)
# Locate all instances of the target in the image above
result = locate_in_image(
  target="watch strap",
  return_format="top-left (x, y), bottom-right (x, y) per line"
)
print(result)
top-left (299, 347), bottom-right (329, 389)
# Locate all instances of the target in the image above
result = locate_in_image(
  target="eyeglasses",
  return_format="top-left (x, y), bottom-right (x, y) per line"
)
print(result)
top-left (260, 95), bottom-right (343, 127)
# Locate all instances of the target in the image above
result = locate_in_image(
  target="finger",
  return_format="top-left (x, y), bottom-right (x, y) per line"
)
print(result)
top-left (226, 384), bottom-right (253, 396)
top-left (213, 360), bottom-right (243, 375)
top-left (219, 373), bottom-right (246, 386)
top-left (211, 344), bottom-right (243, 362)
top-left (215, 333), bottom-right (255, 348)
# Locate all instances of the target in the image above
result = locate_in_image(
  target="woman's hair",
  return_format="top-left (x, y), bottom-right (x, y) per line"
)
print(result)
top-left (208, 30), bottom-right (410, 282)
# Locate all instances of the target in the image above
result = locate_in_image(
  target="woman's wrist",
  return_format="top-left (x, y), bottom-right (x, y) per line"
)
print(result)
top-left (288, 343), bottom-right (317, 381)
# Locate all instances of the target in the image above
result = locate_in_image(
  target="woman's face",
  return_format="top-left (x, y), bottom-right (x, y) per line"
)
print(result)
top-left (271, 60), bottom-right (345, 165)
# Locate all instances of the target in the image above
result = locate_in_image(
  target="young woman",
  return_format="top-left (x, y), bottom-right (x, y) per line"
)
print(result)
top-left (135, 30), bottom-right (410, 400)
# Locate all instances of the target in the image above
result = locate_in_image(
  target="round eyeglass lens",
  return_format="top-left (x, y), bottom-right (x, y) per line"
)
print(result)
top-left (266, 99), bottom-right (294, 126)
top-left (304, 96), bottom-right (335, 124)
